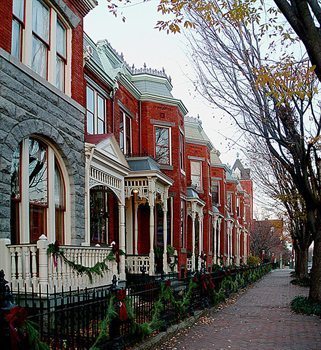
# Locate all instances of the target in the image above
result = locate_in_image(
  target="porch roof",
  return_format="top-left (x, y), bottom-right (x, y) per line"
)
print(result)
top-left (126, 156), bottom-right (174, 186)
top-left (186, 187), bottom-right (205, 206)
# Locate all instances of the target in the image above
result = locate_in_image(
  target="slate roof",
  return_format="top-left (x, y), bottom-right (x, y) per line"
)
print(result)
top-left (184, 116), bottom-right (213, 149)
top-left (232, 159), bottom-right (251, 180)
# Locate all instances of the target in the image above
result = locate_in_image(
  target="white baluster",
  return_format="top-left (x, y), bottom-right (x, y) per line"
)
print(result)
top-left (31, 246), bottom-right (38, 288)
top-left (23, 246), bottom-right (31, 289)
top-left (16, 247), bottom-right (23, 287)
top-left (10, 247), bottom-right (17, 287)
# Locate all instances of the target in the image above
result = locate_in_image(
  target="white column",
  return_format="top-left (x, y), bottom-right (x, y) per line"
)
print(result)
top-left (37, 235), bottom-right (49, 291)
top-left (134, 199), bottom-right (139, 255)
top-left (47, 148), bottom-right (55, 243)
top-left (213, 218), bottom-right (218, 264)
top-left (84, 146), bottom-right (94, 246)
top-left (217, 218), bottom-right (221, 264)
top-left (198, 214), bottom-right (203, 270)
top-left (244, 231), bottom-right (248, 263)
top-left (236, 228), bottom-right (240, 265)
top-left (162, 203), bottom-right (168, 274)
top-left (227, 222), bottom-right (231, 265)
top-left (191, 211), bottom-right (196, 271)
top-left (0, 239), bottom-right (11, 281)
top-left (119, 203), bottom-right (126, 280)
top-left (21, 138), bottom-right (29, 243)
top-left (149, 203), bottom-right (155, 275)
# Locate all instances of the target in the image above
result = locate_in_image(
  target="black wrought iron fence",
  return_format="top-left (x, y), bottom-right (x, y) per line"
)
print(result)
top-left (1, 264), bottom-right (272, 349)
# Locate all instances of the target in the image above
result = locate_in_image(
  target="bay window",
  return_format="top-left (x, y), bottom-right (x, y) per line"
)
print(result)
top-left (191, 161), bottom-right (202, 191)
top-left (11, 0), bottom-right (70, 94)
top-left (155, 126), bottom-right (171, 165)
top-left (10, 137), bottom-right (67, 244)
top-left (86, 85), bottom-right (106, 135)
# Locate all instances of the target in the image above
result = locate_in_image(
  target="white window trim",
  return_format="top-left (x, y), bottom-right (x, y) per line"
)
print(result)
top-left (155, 125), bottom-right (172, 166)
top-left (212, 180), bottom-right (220, 206)
top-left (19, 0), bottom-right (72, 95)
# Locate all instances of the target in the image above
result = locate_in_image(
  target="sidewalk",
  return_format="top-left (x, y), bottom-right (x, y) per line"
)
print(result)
top-left (157, 269), bottom-right (321, 350)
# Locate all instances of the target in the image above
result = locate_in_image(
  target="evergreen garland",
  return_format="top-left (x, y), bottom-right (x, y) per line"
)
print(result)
top-left (47, 242), bottom-right (122, 283)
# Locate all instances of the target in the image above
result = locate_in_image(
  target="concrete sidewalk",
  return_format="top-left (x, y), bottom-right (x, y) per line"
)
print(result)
top-left (157, 269), bottom-right (321, 350)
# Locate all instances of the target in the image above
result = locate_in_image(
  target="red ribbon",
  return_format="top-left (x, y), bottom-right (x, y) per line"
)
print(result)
top-left (116, 289), bottom-right (128, 321)
top-left (5, 306), bottom-right (27, 350)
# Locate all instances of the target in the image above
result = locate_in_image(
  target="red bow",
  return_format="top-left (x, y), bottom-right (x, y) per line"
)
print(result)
top-left (5, 306), bottom-right (28, 350)
top-left (116, 289), bottom-right (128, 321)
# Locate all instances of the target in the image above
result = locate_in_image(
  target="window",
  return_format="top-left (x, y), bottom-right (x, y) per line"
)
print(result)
top-left (119, 111), bottom-right (131, 155)
top-left (10, 137), bottom-right (66, 244)
top-left (155, 126), bottom-right (171, 165)
top-left (12, 0), bottom-right (25, 60)
top-left (86, 86), bottom-right (106, 134)
top-left (56, 20), bottom-right (66, 90)
top-left (191, 161), bottom-right (202, 191)
top-left (32, 0), bottom-right (49, 78)
top-left (227, 193), bottom-right (233, 214)
top-left (211, 180), bottom-right (220, 206)
top-left (11, 0), bottom-right (70, 93)
top-left (236, 197), bottom-right (240, 217)
top-left (179, 132), bottom-right (185, 171)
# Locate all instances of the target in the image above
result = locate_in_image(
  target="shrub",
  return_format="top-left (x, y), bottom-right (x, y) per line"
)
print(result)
top-left (247, 256), bottom-right (261, 266)
top-left (291, 296), bottom-right (321, 316)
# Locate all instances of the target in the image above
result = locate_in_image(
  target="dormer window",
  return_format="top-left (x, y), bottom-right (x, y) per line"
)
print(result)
top-left (11, 0), bottom-right (71, 94)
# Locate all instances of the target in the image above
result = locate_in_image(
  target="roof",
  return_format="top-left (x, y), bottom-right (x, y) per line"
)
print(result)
top-left (186, 187), bottom-right (200, 199)
top-left (127, 157), bottom-right (161, 172)
top-left (184, 116), bottom-right (213, 149)
top-left (232, 158), bottom-right (251, 180)
top-left (210, 149), bottom-right (222, 165)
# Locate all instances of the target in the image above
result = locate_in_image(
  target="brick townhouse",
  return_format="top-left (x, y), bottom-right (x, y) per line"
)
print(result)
top-left (0, 0), bottom-right (252, 293)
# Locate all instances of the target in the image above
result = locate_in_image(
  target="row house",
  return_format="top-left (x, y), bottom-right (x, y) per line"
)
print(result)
top-left (0, 0), bottom-right (252, 294)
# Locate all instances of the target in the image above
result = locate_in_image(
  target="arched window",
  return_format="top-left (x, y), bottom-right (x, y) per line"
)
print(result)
top-left (10, 137), bottom-right (67, 244)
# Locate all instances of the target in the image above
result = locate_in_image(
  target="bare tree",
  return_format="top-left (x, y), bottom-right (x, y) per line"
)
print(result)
top-left (247, 137), bottom-right (312, 278)
top-left (186, 2), bottom-right (321, 301)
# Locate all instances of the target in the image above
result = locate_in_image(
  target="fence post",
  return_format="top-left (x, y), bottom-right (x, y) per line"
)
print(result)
top-left (37, 235), bottom-right (49, 291)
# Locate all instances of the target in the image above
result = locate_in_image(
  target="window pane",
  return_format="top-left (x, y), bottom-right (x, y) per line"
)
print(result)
top-left (30, 204), bottom-right (46, 243)
top-left (156, 127), bottom-right (169, 146)
top-left (119, 119), bottom-right (124, 151)
top-left (10, 147), bottom-right (20, 199)
top-left (13, 0), bottom-right (24, 21)
top-left (56, 20), bottom-right (66, 57)
top-left (32, 0), bottom-right (49, 42)
top-left (11, 19), bottom-right (22, 60)
top-left (29, 138), bottom-right (48, 205)
top-left (86, 87), bottom-right (94, 113)
top-left (97, 119), bottom-right (104, 134)
top-left (32, 36), bottom-right (47, 78)
top-left (54, 162), bottom-right (64, 207)
top-left (97, 95), bottom-right (104, 118)
top-left (56, 55), bottom-right (65, 91)
top-left (87, 111), bottom-right (94, 134)
top-left (156, 145), bottom-right (169, 164)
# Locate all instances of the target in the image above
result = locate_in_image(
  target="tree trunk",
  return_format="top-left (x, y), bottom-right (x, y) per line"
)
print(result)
top-left (294, 246), bottom-right (300, 276)
top-left (296, 246), bottom-right (309, 279)
top-left (309, 235), bottom-right (321, 302)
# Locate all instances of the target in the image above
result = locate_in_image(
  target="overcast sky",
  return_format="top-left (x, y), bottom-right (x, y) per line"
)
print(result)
top-left (84, 0), bottom-right (245, 166)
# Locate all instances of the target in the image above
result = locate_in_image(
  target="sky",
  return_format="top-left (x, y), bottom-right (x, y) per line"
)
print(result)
top-left (83, 0), bottom-right (244, 167)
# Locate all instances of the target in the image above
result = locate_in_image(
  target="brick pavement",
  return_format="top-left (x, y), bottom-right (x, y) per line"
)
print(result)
top-left (157, 269), bottom-right (321, 350)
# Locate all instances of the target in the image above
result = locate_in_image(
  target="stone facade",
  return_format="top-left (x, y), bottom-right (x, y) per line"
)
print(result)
top-left (0, 50), bottom-right (86, 244)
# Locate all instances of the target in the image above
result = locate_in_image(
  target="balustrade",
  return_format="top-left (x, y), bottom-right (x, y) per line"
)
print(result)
top-left (7, 241), bottom-right (117, 293)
